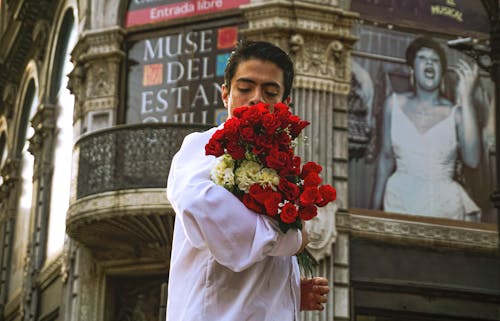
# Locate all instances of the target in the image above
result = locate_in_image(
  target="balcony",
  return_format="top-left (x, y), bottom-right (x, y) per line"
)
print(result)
top-left (66, 123), bottom-right (211, 264)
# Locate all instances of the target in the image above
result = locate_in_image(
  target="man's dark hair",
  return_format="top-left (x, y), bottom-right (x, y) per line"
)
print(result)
top-left (224, 40), bottom-right (294, 101)
top-left (405, 36), bottom-right (447, 74)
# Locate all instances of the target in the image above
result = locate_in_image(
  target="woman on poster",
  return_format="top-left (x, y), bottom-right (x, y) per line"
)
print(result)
top-left (371, 36), bottom-right (481, 221)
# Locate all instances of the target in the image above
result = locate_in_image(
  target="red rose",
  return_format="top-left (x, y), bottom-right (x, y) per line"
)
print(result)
top-left (239, 125), bottom-right (256, 142)
top-left (265, 148), bottom-right (291, 170)
top-left (232, 106), bottom-right (250, 119)
top-left (249, 184), bottom-right (272, 204)
top-left (276, 131), bottom-right (292, 149)
top-left (205, 138), bottom-right (224, 157)
top-left (255, 102), bottom-right (271, 115)
top-left (255, 135), bottom-right (275, 149)
top-left (304, 172), bottom-right (322, 187)
top-left (212, 129), bottom-right (226, 141)
top-left (243, 107), bottom-right (264, 125)
top-left (300, 187), bottom-right (321, 206)
top-left (300, 162), bottom-right (322, 179)
top-left (224, 118), bottom-right (240, 140)
top-left (263, 192), bottom-right (282, 217)
top-left (280, 202), bottom-right (298, 223)
top-left (278, 177), bottom-right (300, 201)
top-left (289, 115), bottom-right (310, 138)
top-left (226, 141), bottom-right (246, 160)
top-left (242, 194), bottom-right (264, 214)
top-left (317, 184), bottom-right (336, 207)
top-left (273, 102), bottom-right (290, 113)
top-left (299, 205), bottom-right (317, 220)
top-left (262, 113), bottom-right (280, 134)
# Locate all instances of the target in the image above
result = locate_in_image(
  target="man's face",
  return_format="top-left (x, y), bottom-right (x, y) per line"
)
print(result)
top-left (222, 59), bottom-right (287, 118)
top-left (413, 47), bottom-right (442, 91)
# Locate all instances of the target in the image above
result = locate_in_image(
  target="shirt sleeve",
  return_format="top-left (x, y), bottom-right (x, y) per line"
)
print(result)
top-left (167, 130), bottom-right (302, 272)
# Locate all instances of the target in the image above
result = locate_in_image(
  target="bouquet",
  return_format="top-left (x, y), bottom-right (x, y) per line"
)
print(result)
top-left (205, 102), bottom-right (336, 274)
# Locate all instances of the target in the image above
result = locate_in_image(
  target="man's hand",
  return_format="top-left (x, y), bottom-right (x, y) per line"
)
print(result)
top-left (300, 277), bottom-right (329, 311)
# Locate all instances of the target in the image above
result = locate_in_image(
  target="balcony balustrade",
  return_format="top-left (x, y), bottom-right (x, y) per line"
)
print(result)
top-left (67, 123), bottom-right (211, 263)
top-left (76, 123), bottom-right (211, 199)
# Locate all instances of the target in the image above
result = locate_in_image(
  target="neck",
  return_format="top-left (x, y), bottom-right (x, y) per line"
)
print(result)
top-left (414, 87), bottom-right (440, 105)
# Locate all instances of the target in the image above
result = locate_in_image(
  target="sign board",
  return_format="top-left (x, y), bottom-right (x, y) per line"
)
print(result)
top-left (126, 25), bottom-right (238, 125)
top-left (125, 0), bottom-right (250, 27)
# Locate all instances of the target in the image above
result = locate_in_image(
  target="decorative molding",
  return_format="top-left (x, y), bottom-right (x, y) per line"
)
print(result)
top-left (67, 189), bottom-right (175, 261)
top-left (31, 19), bottom-right (50, 63)
top-left (0, 157), bottom-right (21, 200)
top-left (28, 103), bottom-right (55, 157)
top-left (306, 202), bottom-right (338, 261)
top-left (241, 1), bottom-right (357, 94)
top-left (72, 27), bottom-right (125, 63)
top-left (1, 83), bottom-right (16, 118)
top-left (69, 27), bottom-right (125, 125)
top-left (38, 254), bottom-right (64, 290)
top-left (337, 211), bottom-right (499, 250)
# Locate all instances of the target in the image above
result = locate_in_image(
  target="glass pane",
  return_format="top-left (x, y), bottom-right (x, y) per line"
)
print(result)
top-left (46, 10), bottom-right (77, 262)
top-left (8, 80), bottom-right (37, 300)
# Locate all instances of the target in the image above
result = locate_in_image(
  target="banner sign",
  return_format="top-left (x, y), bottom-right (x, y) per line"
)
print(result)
top-left (351, 0), bottom-right (489, 36)
top-left (125, 0), bottom-right (250, 27)
top-left (126, 25), bottom-right (239, 125)
top-left (348, 25), bottom-right (496, 224)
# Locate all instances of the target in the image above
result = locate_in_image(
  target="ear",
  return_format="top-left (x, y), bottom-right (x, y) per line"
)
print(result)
top-left (221, 83), bottom-right (229, 108)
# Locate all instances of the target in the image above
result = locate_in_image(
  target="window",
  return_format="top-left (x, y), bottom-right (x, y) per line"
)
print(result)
top-left (46, 9), bottom-right (77, 262)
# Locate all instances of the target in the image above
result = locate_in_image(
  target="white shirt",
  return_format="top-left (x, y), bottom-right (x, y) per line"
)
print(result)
top-left (166, 127), bottom-right (302, 321)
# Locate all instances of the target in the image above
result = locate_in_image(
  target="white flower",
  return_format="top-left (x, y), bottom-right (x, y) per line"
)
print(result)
top-left (256, 167), bottom-right (279, 190)
top-left (235, 160), bottom-right (262, 193)
top-left (211, 154), bottom-right (235, 190)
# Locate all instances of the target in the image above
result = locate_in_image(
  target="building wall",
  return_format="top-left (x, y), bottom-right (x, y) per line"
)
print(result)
top-left (0, 1), bottom-right (497, 321)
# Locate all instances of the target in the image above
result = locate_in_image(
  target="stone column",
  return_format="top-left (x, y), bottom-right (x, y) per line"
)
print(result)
top-left (68, 27), bottom-right (125, 136)
top-left (241, 1), bottom-right (357, 320)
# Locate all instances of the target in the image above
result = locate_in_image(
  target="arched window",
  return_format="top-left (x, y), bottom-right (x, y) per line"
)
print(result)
top-left (46, 9), bottom-right (77, 261)
top-left (8, 79), bottom-right (37, 300)
top-left (0, 131), bottom-right (8, 185)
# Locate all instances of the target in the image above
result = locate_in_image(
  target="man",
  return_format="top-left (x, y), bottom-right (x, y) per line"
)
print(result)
top-left (166, 40), bottom-right (329, 321)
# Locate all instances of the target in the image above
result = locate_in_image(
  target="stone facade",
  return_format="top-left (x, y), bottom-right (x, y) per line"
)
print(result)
top-left (0, 1), bottom-right (498, 321)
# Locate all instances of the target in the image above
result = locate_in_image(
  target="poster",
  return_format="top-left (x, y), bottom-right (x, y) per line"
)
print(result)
top-left (126, 25), bottom-right (239, 124)
top-left (347, 24), bottom-right (496, 223)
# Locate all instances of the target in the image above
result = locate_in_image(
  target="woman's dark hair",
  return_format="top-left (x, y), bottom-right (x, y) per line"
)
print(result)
top-left (224, 40), bottom-right (294, 101)
top-left (405, 36), bottom-right (447, 74)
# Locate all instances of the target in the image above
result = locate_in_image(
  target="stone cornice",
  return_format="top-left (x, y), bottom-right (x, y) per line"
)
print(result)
top-left (67, 189), bottom-right (174, 261)
top-left (241, 1), bottom-right (357, 94)
top-left (241, 1), bottom-right (358, 40)
top-left (67, 188), bottom-right (172, 223)
top-left (71, 27), bottom-right (126, 64)
top-left (337, 211), bottom-right (498, 251)
top-left (28, 103), bottom-right (55, 156)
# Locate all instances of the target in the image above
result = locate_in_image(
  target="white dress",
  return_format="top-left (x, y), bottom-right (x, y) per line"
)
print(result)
top-left (384, 101), bottom-right (480, 220)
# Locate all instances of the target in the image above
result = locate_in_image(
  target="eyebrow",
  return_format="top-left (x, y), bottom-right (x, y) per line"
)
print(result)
top-left (235, 77), bottom-right (281, 89)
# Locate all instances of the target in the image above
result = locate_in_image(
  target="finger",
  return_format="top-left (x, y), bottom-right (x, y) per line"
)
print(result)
top-left (315, 294), bottom-right (328, 303)
top-left (312, 277), bottom-right (328, 285)
top-left (452, 65), bottom-right (465, 79)
top-left (314, 285), bottom-right (330, 295)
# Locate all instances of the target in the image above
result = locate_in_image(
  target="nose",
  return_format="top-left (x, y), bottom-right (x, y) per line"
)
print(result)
top-left (248, 88), bottom-right (264, 106)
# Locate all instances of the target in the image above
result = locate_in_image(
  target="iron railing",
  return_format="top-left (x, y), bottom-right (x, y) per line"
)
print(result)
top-left (76, 123), bottom-right (211, 199)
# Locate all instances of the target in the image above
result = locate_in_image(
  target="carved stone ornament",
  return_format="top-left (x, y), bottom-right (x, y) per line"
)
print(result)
top-left (337, 212), bottom-right (498, 250)
top-left (1, 83), bottom-right (17, 118)
top-left (32, 19), bottom-right (50, 63)
top-left (306, 202), bottom-right (338, 261)
top-left (289, 34), bottom-right (348, 82)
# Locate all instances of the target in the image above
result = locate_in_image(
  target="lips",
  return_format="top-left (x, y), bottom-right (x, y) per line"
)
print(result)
top-left (424, 66), bottom-right (435, 78)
